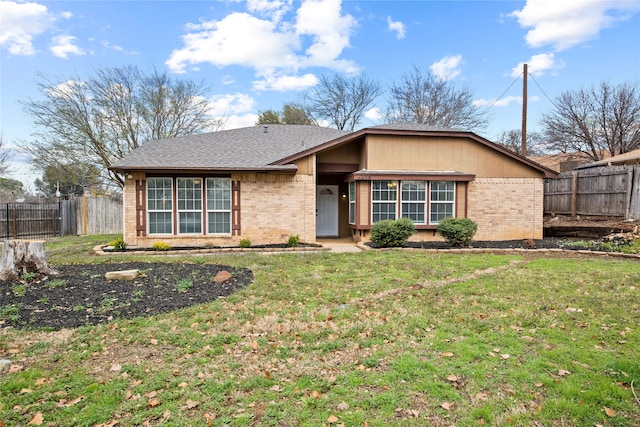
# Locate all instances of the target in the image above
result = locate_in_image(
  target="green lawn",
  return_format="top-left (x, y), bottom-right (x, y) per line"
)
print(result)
top-left (1, 235), bottom-right (639, 426)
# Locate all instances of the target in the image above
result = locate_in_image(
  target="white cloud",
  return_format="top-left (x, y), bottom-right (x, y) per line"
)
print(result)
top-left (166, 12), bottom-right (299, 74)
top-left (474, 95), bottom-right (540, 108)
top-left (430, 55), bottom-right (463, 81)
top-left (208, 92), bottom-right (257, 116)
top-left (221, 113), bottom-right (260, 130)
top-left (0, 0), bottom-right (56, 55)
top-left (166, 0), bottom-right (359, 89)
top-left (50, 35), bottom-right (85, 58)
top-left (253, 72), bottom-right (318, 91)
top-left (46, 80), bottom-right (85, 98)
top-left (101, 40), bottom-right (138, 55)
top-left (386, 16), bottom-right (406, 39)
top-left (511, 52), bottom-right (564, 78)
top-left (510, 0), bottom-right (640, 51)
top-left (364, 106), bottom-right (384, 122)
top-left (246, 0), bottom-right (292, 22)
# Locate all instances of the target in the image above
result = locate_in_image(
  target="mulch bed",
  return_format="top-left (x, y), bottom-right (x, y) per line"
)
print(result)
top-left (0, 262), bottom-right (253, 330)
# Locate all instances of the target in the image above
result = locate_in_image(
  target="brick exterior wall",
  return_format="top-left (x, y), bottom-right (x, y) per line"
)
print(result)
top-left (231, 173), bottom-right (316, 244)
top-left (467, 177), bottom-right (544, 240)
top-left (121, 172), bottom-right (316, 248)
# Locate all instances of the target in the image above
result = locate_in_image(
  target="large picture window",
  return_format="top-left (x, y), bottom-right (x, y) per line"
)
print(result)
top-left (369, 179), bottom-right (457, 226)
top-left (429, 181), bottom-right (455, 224)
top-left (207, 178), bottom-right (231, 234)
top-left (147, 178), bottom-right (173, 234)
top-left (372, 180), bottom-right (397, 222)
top-left (147, 177), bottom-right (232, 236)
top-left (177, 178), bottom-right (202, 233)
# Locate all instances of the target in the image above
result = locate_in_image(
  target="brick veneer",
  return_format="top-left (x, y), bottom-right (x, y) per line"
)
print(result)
top-left (467, 177), bottom-right (544, 240)
top-left (122, 172), bottom-right (316, 247)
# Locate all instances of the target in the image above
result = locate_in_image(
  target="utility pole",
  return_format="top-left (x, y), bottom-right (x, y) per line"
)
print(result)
top-left (521, 63), bottom-right (528, 156)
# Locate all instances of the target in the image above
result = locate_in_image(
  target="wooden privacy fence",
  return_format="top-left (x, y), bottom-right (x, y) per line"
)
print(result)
top-left (0, 196), bottom-right (122, 240)
top-left (544, 165), bottom-right (640, 219)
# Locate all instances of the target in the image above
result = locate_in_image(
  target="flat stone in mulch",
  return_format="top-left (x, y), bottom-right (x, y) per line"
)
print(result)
top-left (0, 262), bottom-right (253, 330)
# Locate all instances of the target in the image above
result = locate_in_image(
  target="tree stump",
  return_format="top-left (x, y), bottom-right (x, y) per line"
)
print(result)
top-left (0, 240), bottom-right (59, 281)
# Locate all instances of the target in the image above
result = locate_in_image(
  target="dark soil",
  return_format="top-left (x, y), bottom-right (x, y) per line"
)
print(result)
top-left (0, 262), bottom-right (253, 330)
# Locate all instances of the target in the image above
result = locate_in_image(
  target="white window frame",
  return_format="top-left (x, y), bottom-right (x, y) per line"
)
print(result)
top-left (348, 181), bottom-right (356, 225)
top-left (147, 177), bottom-right (173, 235)
top-left (429, 181), bottom-right (456, 224)
top-left (206, 178), bottom-right (232, 235)
top-left (177, 177), bottom-right (203, 234)
top-left (371, 180), bottom-right (398, 223)
top-left (400, 180), bottom-right (427, 224)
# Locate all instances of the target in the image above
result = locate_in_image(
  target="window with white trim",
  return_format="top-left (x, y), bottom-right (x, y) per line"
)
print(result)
top-left (401, 181), bottom-right (426, 224)
top-left (206, 178), bottom-right (231, 234)
top-left (348, 181), bottom-right (356, 224)
top-left (372, 180), bottom-right (397, 222)
top-left (369, 179), bottom-right (457, 225)
top-left (177, 178), bottom-right (202, 233)
top-left (429, 181), bottom-right (455, 224)
top-left (147, 178), bottom-right (173, 234)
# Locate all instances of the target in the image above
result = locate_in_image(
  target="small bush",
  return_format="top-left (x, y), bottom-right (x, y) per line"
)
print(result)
top-left (152, 242), bottom-right (171, 251)
top-left (108, 237), bottom-right (127, 251)
top-left (287, 234), bottom-right (300, 247)
top-left (370, 218), bottom-right (416, 248)
top-left (436, 217), bottom-right (477, 247)
top-left (239, 238), bottom-right (251, 248)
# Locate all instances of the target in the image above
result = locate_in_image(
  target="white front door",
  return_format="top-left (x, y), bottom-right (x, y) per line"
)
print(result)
top-left (316, 185), bottom-right (339, 237)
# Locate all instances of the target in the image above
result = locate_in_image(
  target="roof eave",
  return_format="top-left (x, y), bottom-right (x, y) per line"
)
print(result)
top-left (109, 165), bottom-right (298, 174)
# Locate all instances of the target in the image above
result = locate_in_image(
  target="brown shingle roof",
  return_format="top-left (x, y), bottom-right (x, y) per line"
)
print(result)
top-left (110, 125), bottom-right (349, 172)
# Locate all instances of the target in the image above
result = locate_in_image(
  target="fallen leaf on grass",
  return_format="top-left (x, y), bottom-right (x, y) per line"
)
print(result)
top-left (147, 398), bottom-right (160, 408)
top-left (34, 378), bottom-right (50, 385)
top-left (310, 390), bottom-right (320, 399)
top-left (110, 364), bottom-right (122, 372)
top-left (441, 352), bottom-right (454, 357)
top-left (558, 369), bottom-right (571, 377)
top-left (475, 392), bottom-right (488, 400)
top-left (184, 399), bottom-right (200, 410)
top-left (327, 414), bottom-right (339, 423)
top-left (447, 374), bottom-right (458, 382)
top-left (21, 388), bottom-right (33, 394)
top-left (477, 419), bottom-right (485, 425)
top-left (604, 407), bottom-right (616, 417)
top-left (27, 413), bottom-right (43, 425)
top-left (440, 401), bottom-right (454, 411)
top-left (336, 401), bottom-right (350, 411)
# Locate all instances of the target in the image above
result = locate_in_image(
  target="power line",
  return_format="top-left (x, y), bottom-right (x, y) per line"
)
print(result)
top-left (528, 73), bottom-right (556, 107)
top-left (481, 71), bottom-right (523, 114)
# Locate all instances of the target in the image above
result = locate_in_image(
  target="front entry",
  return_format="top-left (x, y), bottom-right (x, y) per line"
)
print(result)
top-left (316, 185), bottom-right (339, 237)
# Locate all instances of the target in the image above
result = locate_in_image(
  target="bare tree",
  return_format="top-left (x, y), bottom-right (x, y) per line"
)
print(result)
top-left (300, 74), bottom-right (383, 131)
top-left (21, 66), bottom-right (220, 188)
top-left (0, 134), bottom-right (12, 176)
top-left (495, 129), bottom-right (546, 156)
top-left (540, 81), bottom-right (640, 160)
top-left (385, 66), bottom-right (490, 131)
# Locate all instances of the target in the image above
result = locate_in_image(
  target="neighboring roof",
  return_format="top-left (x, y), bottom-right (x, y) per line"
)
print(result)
top-left (576, 148), bottom-right (640, 169)
top-left (110, 125), bottom-right (349, 173)
top-left (529, 152), bottom-right (594, 173)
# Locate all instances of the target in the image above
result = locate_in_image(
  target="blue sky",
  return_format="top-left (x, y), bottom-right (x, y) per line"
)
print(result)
top-left (1, 0), bottom-right (639, 187)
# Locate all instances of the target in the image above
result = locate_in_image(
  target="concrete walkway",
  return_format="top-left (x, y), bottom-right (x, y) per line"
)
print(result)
top-left (317, 239), bottom-right (365, 253)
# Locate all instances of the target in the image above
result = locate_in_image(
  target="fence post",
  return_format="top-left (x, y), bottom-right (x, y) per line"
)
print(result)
top-left (58, 200), bottom-right (62, 237)
top-left (571, 171), bottom-right (578, 218)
